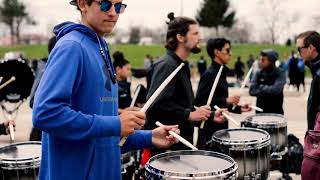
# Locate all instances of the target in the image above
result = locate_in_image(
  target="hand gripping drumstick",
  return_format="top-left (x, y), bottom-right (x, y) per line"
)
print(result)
top-left (214, 105), bottom-right (239, 126)
top-left (119, 63), bottom-right (185, 146)
top-left (129, 85), bottom-right (141, 108)
top-left (156, 121), bottom-right (198, 150)
top-left (0, 76), bottom-right (16, 91)
top-left (193, 66), bottom-right (223, 146)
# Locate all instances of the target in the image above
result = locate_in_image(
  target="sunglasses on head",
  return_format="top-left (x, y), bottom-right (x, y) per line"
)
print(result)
top-left (297, 44), bottom-right (309, 53)
top-left (93, 0), bottom-right (127, 14)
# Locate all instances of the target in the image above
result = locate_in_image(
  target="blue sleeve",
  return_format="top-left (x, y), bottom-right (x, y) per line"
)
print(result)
top-left (32, 40), bottom-right (121, 140)
top-left (121, 130), bottom-right (153, 153)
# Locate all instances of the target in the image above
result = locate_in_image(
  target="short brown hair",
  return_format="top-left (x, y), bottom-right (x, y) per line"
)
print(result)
top-left (71, 0), bottom-right (94, 11)
top-left (297, 31), bottom-right (320, 53)
top-left (165, 14), bottom-right (197, 51)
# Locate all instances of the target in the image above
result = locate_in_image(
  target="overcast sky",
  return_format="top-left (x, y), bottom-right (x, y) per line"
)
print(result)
top-left (16, 0), bottom-right (320, 42)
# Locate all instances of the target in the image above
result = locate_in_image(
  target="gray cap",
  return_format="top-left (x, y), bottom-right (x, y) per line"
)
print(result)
top-left (70, 0), bottom-right (77, 6)
top-left (260, 49), bottom-right (278, 62)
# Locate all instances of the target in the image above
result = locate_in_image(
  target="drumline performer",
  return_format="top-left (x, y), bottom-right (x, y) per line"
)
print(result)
top-left (32, 1), bottom-right (180, 179)
top-left (145, 13), bottom-right (226, 156)
top-left (194, 38), bottom-right (251, 149)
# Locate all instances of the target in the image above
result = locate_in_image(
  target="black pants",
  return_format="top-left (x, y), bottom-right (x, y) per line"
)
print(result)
top-left (29, 127), bottom-right (42, 141)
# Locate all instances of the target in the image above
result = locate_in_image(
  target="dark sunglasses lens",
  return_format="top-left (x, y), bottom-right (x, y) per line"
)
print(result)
top-left (114, 3), bottom-right (126, 13)
top-left (100, 1), bottom-right (112, 12)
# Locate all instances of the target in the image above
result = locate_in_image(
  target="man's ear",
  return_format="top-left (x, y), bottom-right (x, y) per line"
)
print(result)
top-left (77, 0), bottom-right (87, 13)
top-left (176, 34), bottom-right (185, 43)
top-left (116, 66), bottom-right (122, 73)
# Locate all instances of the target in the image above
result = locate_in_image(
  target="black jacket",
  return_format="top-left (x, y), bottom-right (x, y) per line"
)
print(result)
top-left (146, 50), bottom-right (194, 153)
top-left (249, 66), bottom-right (286, 114)
top-left (194, 60), bottom-right (241, 142)
top-left (307, 57), bottom-right (320, 130)
top-left (118, 80), bottom-right (132, 109)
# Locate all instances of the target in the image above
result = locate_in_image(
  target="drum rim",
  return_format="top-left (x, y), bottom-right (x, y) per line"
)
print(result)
top-left (145, 150), bottom-right (238, 179)
top-left (212, 128), bottom-right (271, 147)
top-left (0, 141), bottom-right (41, 163)
top-left (243, 113), bottom-right (287, 128)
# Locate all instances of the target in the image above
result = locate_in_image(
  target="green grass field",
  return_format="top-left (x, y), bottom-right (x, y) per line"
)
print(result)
top-left (0, 43), bottom-right (302, 73)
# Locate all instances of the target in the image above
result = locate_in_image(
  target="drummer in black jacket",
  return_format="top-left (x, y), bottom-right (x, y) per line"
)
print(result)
top-left (194, 38), bottom-right (251, 148)
top-left (249, 49), bottom-right (286, 115)
top-left (146, 14), bottom-right (225, 155)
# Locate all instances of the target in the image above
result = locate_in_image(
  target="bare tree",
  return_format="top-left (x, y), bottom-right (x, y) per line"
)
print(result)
top-left (258, 0), bottom-right (287, 44)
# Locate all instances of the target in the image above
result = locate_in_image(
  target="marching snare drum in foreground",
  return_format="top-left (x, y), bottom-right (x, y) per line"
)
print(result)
top-left (145, 150), bottom-right (238, 180)
top-left (211, 128), bottom-right (270, 180)
top-left (0, 141), bottom-right (41, 180)
top-left (242, 113), bottom-right (287, 159)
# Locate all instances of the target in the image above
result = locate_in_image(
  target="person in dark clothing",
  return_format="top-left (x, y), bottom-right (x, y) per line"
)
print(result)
top-left (249, 49), bottom-right (286, 114)
top-left (234, 56), bottom-right (245, 83)
top-left (288, 50), bottom-right (299, 90)
top-left (296, 31), bottom-right (320, 130)
top-left (197, 56), bottom-right (207, 76)
top-left (29, 36), bottom-right (57, 141)
top-left (299, 32), bottom-right (320, 180)
top-left (112, 51), bottom-right (132, 110)
top-left (297, 57), bottom-right (306, 92)
top-left (194, 38), bottom-right (251, 147)
top-left (146, 14), bottom-right (225, 155)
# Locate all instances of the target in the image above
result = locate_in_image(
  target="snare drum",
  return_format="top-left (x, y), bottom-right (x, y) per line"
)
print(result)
top-left (145, 150), bottom-right (238, 179)
top-left (211, 128), bottom-right (270, 180)
top-left (242, 113), bottom-right (287, 157)
top-left (0, 141), bottom-right (41, 180)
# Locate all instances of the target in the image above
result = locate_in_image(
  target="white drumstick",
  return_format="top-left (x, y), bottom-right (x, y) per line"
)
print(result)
top-left (193, 127), bottom-right (199, 147)
top-left (130, 85), bottom-right (141, 108)
top-left (140, 63), bottom-right (185, 113)
top-left (0, 77), bottom-right (3, 84)
top-left (156, 121), bottom-right (198, 150)
top-left (214, 105), bottom-right (239, 126)
top-left (249, 105), bottom-right (263, 112)
top-left (0, 76), bottom-right (16, 90)
top-left (8, 114), bottom-right (14, 142)
top-left (9, 124), bottom-right (14, 141)
top-left (119, 63), bottom-right (185, 146)
top-left (240, 67), bottom-right (253, 91)
top-left (200, 66), bottom-right (223, 129)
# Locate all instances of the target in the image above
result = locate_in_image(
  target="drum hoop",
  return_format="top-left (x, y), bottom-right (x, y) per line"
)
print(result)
top-left (212, 128), bottom-right (271, 147)
top-left (0, 141), bottom-right (41, 163)
top-left (145, 150), bottom-right (238, 179)
top-left (243, 113), bottom-right (287, 128)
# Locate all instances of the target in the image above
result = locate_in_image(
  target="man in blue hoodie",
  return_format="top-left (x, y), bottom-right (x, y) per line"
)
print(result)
top-left (32, 0), bottom-right (179, 179)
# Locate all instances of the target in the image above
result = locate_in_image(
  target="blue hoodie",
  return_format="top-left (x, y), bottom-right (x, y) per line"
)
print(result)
top-left (33, 22), bottom-right (153, 180)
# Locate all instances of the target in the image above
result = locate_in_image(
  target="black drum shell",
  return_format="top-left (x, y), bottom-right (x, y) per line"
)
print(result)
top-left (242, 113), bottom-right (287, 154)
top-left (211, 128), bottom-right (271, 180)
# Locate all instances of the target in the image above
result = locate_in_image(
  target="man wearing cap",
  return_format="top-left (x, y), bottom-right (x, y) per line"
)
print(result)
top-left (249, 49), bottom-right (286, 114)
top-left (32, 0), bottom-right (179, 179)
